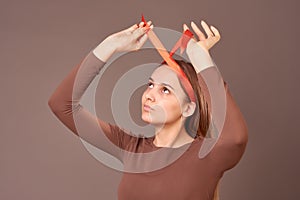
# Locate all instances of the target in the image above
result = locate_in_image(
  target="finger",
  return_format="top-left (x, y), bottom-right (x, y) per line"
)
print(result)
top-left (191, 21), bottom-right (206, 41)
top-left (210, 25), bottom-right (221, 41)
top-left (127, 24), bottom-right (139, 33)
top-left (146, 20), bottom-right (152, 27)
top-left (138, 21), bottom-right (145, 28)
top-left (136, 33), bottom-right (148, 49)
top-left (144, 24), bottom-right (153, 34)
top-left (183, 23), bottom-right (189, 31)
top-left (133, 26), bottom-right (149, 39)
top-left (149, 24), bottom-right (154, 31)
top-left (201, 20), bottom-right (214, 38)
top-left (183, 23), bottom-right (198, 42)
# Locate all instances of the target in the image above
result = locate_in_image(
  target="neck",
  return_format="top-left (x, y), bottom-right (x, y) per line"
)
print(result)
top-left (153, 117), bottom-right (194, 148)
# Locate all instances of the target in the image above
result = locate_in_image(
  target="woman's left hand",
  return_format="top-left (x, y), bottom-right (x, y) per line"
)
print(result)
top-left (184, 20), bottom-right (221, 53)
top-left (183, 20), bottom-right (221, 72)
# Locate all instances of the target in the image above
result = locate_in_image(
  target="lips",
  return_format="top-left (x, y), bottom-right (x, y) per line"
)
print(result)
top-left (143, 104), bottom-right (154, 112)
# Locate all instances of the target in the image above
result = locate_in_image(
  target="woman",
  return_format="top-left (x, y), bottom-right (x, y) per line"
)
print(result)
top-left (48, 19), bottom-right (248, 200)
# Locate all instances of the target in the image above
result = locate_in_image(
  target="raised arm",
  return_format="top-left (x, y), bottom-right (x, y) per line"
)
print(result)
top-left (48, 21), bottom-right (153, 160)
top-left (184, 21), bottom-right (248, 171)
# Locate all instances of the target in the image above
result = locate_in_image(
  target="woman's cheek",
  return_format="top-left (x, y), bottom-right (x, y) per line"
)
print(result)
top-left (158, 100), bottom-right (182, 122)
top-left (151, 104), bottom-right (168, 123)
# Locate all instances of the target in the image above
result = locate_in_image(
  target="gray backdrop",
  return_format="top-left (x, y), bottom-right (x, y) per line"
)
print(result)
top-left (1, 0), bottom-right (299, 199)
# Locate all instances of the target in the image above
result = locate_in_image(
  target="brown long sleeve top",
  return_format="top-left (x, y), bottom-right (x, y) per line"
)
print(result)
top-left (48, 50), bottom-right (248, 200)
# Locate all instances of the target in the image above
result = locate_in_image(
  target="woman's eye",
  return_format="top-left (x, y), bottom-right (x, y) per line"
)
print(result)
top-left (148, 82), bottom-right (154, 88)
top-left (162, 87), bottom-right (170, 94)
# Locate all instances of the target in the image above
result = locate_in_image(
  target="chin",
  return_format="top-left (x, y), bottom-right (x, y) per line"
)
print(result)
top-left (142, 114), bottom-right (168, 127)
top-left (141, 113), bottom-right (151, 124)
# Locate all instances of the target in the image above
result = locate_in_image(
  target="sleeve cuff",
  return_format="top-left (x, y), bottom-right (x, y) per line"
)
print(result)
top-left (186, 40), bottom-right (215, 73)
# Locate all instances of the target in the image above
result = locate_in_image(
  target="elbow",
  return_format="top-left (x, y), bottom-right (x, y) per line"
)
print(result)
top-left (48, 98), bottom-right (57, 114)
top-left (48, 95), bottom-right (79, 116)
top-left (239, 116), bottom-right (249, 145)
top-left (225, 117), bottom-right (248, 149)
top-left (48, 95), bottom-right (61, 114)
top-left (234, 124), bottom-right (249, 149)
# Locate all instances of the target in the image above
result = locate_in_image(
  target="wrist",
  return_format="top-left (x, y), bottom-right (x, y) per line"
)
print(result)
top-left (187, 41), bottom-right (215, 73)
top-left (93, 36), bottom-right (117, 62)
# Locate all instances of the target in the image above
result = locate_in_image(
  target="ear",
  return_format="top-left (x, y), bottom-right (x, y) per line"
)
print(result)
top-left (182, 102), bottom-right (196, 118)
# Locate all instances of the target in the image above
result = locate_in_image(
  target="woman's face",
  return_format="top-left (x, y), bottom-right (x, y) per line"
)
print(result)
top-left (141, 65), bottom-right (189, 125)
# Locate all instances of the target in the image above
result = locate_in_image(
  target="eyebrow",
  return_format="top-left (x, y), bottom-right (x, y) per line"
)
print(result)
top-left (149, 77), bottom-right (175, 91)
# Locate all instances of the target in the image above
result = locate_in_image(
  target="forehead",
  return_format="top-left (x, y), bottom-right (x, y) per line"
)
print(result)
top-left (150, 65), bottom-right (183, 91)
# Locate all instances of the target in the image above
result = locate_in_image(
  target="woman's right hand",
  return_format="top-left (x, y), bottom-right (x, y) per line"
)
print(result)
top-left (108, 21), bottom-right (153, 52)
top-left (93, 21), bottom-right (153, 62)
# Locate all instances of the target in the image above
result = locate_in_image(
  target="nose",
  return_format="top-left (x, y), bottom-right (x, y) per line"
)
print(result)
top-left (144, 88), bottom-right (156, 102)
